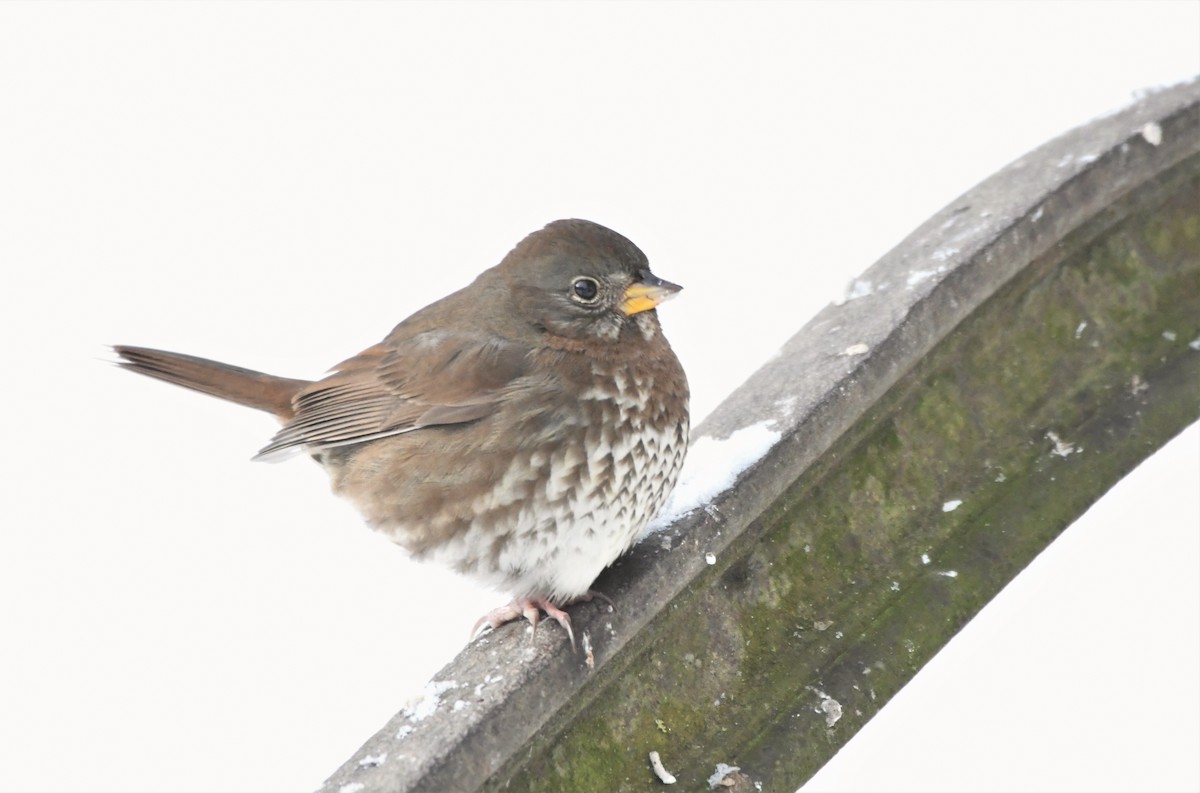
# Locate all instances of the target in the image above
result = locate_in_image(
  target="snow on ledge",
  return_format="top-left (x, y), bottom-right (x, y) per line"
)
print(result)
top-left (642, 420), bottom-right (782, 536)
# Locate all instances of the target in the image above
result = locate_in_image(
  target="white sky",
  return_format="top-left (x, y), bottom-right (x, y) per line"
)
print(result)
top-left (1, 2), bottom-right (1196, 791)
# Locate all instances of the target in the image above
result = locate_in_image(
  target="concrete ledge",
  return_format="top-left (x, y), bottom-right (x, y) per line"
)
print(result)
top-left (319, 78), bottom-right (1200, 792)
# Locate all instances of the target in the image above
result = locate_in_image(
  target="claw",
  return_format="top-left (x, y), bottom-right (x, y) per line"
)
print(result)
top-left (579, 589), bottom-right (615, 610)
top-left (523, 602), bottom-right (542, 637)
top-left (471, 603), bottom-right (520, 640)
top-left (471, 592), bottom-right (612, 650)
top-left (541, 601), bottom-right (575, 649)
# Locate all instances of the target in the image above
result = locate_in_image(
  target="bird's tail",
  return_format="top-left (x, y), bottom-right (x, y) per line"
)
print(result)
top-left (112, 345), bottom-right (310, 420)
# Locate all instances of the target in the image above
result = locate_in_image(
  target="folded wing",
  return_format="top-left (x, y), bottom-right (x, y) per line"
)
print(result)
top-left (254, 331), bottom-right (530, 461)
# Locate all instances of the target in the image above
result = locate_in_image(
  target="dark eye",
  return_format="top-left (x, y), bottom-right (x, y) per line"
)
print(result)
top-left (571, 276), bottom-right (600, 303)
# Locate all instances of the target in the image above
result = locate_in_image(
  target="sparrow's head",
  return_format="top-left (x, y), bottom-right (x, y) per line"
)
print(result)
top-left (497, 219), bottom-right (682, 344)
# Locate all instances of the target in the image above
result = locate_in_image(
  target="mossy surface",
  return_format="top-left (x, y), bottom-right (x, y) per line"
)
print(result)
top-left (494, 166), bottom-right (1200, 792)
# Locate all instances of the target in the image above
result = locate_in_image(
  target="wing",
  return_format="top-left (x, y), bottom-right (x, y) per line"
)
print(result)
top-left (253, 330), bottom-right (531, 461)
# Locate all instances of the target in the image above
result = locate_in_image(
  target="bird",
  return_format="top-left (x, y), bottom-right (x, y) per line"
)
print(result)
top-left (113, 219), bottom-right (689, 645)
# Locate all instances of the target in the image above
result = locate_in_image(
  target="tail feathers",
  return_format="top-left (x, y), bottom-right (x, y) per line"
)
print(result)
top-left (113, 345), bottom-right (310, 420)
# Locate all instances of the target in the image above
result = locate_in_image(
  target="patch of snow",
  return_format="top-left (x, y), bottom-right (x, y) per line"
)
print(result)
top-left (807, 686), bottom-right (844, 727)
top-left (921, 553), bottom-right (931, 565)
top-left (704, 552), bottom-right (716, 565)
top-left (1162, 330), bottom-right (1177, 341)
top-left (1046, 430), bottom-right (1078, 457)
top-left (339, 784), bottom-right (365, 793)
top-left (643, 421), bottom-right (782, 534)
top-left (403, 679), bottom-right (458, 722)
top-left (906, 266), bottom-right (945, 288)
top-left (708, 763), bottom-right (741, 789)
top-left (939, 570), bottom-right (959, 578)
top-left (942, 499), bottom-right (962, 512)
top-left (1141, 121), bottom-right (1163, 146)
top-left (1056, 151), bottom-right (1099, 168)
top-left (841, 342), bottom-right (869, 356)
top-left (834, 277), bottom-right (875, 305)
top-left (358, 753), bottom-right (387, 768)
top-left (649, 751), bottom-right (677, 785)
top-left (1075, 321), bottom-right (1087, 339)
top-left (821, 697), bottom-right (844, 727)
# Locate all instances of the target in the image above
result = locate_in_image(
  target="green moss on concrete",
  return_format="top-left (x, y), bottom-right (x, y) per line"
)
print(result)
top-left (495, 167), bottom-right (1200, 792)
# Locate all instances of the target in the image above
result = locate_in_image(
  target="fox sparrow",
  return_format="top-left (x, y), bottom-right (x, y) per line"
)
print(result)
top-left (114, 219), bottom-right (689, 644)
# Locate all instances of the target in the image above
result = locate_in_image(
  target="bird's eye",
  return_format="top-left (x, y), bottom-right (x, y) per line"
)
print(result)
top-left (571, 276), bottom-right (600, 304)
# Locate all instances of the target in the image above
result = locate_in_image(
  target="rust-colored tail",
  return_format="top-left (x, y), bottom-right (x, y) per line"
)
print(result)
top-left (113, 345), bottom-right (310, 420)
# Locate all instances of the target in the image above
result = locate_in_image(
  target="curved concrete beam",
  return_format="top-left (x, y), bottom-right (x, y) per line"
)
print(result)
top-left (319, 78), bottom-right (1200, 793)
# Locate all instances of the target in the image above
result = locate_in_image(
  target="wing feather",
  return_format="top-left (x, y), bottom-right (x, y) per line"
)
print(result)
top-left (253, 332), bottom-right (529, 460)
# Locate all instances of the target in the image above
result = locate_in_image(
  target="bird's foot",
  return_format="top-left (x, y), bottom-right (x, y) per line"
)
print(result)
top-left (471, 590), bottom-right (613, 649)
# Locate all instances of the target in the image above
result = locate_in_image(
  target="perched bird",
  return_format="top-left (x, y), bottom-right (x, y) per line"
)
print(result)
top-left (114, 219), bottom-right (689, 644)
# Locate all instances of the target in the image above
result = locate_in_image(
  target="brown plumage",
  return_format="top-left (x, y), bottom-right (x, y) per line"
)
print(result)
top-left (114, 219), bottom-right (689, 643)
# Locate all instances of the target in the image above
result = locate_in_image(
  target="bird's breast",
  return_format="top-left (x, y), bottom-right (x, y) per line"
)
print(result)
top-left (389, 357), bottom-right (688, 598)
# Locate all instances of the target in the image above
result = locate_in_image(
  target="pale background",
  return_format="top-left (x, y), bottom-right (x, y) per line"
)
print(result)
top-left (1, 2), bottom-right (1197, 792)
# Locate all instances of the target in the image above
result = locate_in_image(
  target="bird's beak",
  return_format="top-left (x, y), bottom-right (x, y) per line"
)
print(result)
top-left (620, 272), bottom-right (683, 316)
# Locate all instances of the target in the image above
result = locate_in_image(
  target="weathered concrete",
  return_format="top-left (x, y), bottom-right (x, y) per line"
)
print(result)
top-left (318, 78), bottom-right (1200, 793)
